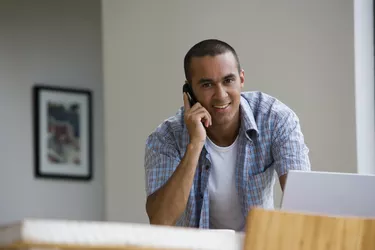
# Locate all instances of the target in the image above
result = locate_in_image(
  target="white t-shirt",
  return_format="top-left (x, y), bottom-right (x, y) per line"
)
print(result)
top-left (205, 135), bottom-right (245, 231)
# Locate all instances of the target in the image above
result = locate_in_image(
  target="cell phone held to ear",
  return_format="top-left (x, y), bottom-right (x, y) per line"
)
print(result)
top-left (183, 83), bottom-right (197, 107)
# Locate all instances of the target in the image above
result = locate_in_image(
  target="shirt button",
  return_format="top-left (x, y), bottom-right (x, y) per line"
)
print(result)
top-left (200, 194), bottom-right (204, 199)
top-left (205, 165), bottom-right (210, 170)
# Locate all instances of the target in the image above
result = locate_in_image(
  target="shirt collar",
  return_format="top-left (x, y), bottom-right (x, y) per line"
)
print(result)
top-left (239, 94), bottom-right (259, 141)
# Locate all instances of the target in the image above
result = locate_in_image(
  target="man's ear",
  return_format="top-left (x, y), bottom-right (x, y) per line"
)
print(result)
top-left (239, 69), bottom-right (245, 88)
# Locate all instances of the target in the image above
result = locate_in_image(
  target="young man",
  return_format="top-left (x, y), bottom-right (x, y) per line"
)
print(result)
top-left (144, 39), bottom-right (311, 231)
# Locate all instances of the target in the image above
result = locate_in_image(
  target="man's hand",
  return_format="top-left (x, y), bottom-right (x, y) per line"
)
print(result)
top-left (183, 93), bottom-right (211, 145)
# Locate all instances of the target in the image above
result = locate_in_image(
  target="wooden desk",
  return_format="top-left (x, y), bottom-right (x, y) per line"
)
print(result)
top-left (244, 208), bottom-right (375, 250)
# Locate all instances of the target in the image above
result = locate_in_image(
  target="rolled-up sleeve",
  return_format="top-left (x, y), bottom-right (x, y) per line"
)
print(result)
top-left (271, 109), bottom-right (311, 177)
top-left (144, 133), bottom-right (181, 196)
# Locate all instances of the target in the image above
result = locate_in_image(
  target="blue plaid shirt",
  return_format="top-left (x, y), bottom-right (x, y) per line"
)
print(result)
top-left (144, 91), bottom-right (311, 229)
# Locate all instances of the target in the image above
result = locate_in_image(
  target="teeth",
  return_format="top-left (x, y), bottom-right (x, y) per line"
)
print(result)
top-left (214, 104), bottom-right (229, 109)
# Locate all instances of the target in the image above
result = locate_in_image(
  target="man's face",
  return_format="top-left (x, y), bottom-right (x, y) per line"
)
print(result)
top-left (189, 52), bottom-right (244, 126)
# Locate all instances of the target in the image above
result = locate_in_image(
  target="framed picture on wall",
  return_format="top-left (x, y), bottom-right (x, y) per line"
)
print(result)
top-left (33, 84), bottom-right (93, 181)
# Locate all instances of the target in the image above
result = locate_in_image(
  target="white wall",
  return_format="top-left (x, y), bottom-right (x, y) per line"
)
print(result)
top-left (0, 0), bottom-right (104, 224)
top-left (354, 0), bottom-right (375, 175)
top-left (102, 0), bottom-right (369, 223)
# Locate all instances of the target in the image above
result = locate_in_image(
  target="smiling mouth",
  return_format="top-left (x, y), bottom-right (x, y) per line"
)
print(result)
top-left (213, 103), bottom-right (231, 109)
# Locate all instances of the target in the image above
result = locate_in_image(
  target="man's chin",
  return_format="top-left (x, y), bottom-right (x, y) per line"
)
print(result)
top-left (211, 117), bottom-right (233, 127)
top-left (210, 109), bottom-right (240, 127)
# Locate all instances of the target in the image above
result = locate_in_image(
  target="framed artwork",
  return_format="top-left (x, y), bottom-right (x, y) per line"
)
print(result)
top-left (33, 84), bottom-right (93, 181)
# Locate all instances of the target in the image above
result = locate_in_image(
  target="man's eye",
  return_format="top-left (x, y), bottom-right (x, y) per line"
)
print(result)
top-left (224, 78), bottom-right (234, 84)
top-left (202, 83), bottom-right (212, 88)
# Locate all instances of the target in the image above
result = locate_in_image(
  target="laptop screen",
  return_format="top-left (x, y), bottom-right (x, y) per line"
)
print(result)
top-left (280, 170), bottom-right (375, 218)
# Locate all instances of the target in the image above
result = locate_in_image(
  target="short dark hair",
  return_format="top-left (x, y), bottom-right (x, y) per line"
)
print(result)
top-left (183, 39), bottom-right (241, 83)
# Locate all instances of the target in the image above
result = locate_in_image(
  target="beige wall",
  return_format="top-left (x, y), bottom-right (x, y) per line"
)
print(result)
top-left (0, 0), bottom-right (104, 224)
top-left (102, 0), bottom-right (373, 223)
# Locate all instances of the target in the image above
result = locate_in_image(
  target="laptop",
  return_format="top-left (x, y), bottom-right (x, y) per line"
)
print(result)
top-left (280, 170), bottom-right (375, 218)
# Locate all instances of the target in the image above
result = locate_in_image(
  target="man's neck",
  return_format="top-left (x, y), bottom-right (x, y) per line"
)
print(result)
top-left (207, 112), bottom-right (241, 147)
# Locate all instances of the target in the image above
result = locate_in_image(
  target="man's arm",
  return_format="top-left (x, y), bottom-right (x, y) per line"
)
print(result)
top-left (272, 107), bottom-right (311, 191)
top-left (146, 142), bottom-right (203, 225)
top-left (145, 93), bottom-right (211, 226)
top-left (279, 174), bottom-right (287, 191)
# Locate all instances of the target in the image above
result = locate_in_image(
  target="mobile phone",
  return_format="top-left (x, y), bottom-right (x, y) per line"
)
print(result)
top-left (183, 82), bottom-right (197, 107)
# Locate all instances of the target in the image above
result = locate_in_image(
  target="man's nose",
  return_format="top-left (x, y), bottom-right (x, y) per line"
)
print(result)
top-left (214, 84), bottom-right (228, 99)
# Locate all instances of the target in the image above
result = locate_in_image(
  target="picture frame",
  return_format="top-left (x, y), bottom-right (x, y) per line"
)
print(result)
top-left (33, 84), bottom-right (93, 181)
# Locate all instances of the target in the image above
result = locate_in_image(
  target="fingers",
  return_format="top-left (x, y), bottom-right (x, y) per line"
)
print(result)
top-left (201, 111), bottom-right (212, 128)
top-left (183, 94), bottom-right (212, 127)
top-left (188, 108), bottom-right (212, 128)
top-left (183, 93), bottom-right (190, 112)
top-left (193, 109), bottom-right (212, 126)
top-left (183, 93), bottom-right (202, 113)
